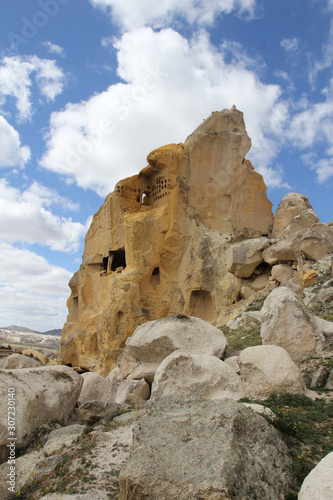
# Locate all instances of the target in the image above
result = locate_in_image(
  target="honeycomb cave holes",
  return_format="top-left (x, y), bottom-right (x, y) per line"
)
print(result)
top-left (189, 289), bottom-right (215, 322)
top-left (150, 266), bottom-right (160, 286)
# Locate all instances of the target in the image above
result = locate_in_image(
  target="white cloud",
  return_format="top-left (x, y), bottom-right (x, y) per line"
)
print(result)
top-left (0, 179), bottom-right (88, 252)
top-left (0, 115), bottom-right (31, 167)
top-left (42, 41), bottom-right (65, 57)
top-left (0, 243), bottom-right (71, 330)
top-left (40, 27), bottom-right (288, 195)
top-left (89, 0), bottom-right (257, 30)
top-left (280, 37), bottom-right (299, 53)
top-left (0, 55), bottom-right (65, 121)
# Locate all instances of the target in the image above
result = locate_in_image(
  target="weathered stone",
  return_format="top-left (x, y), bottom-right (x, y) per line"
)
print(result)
top-left (22, 348), bottom-right (58, 365)
top-left (278, 208), bottom-right (319, 240)
top-left (43, 424), bottom-right (85, 456)
top-left (298, 452), bottom-right (333, 500)
top-left (300, 223), bottom-right (333, 260)
top-left (2, 353), bottom-right (43, 369)
top-left (260, 286), bottom-right (325, 362)
top-left (262, 233), bottom-right (302, 265)
top-left (78, 401), bottom-right (128, 425)
top-left (300, 269), bottom-right (319, 288)
top-left (318, 286), bottom-right (333, 303)
top-left (116, 378), bottom-right (150, 405)
top-left (117, 315), bottom-right (227, 383)
top-left (224, 355), bottom-right (240, 372)
top-left (151, 350), bottom-right (245, 401)
top-left (310, 366), bottom-right (329, 388)
top-left (272, 193), bottom-right (313, 237)
top-left (238, 345), bottom-right (306, 397)
top-left (271, 263), bottom-right (293, 283)
top-left (326, 369), bottom-right (333, 389)
top-left (251, 273), bottom-right (270, 291)
top-left (119, 394), bottom-right (291, 499)
top-left (0, 366), bottom-right (82, 464)
top-left (226, 238), bottom-right (269, 277)
top-left (59, 108), bottom-right (273, 375)
top-left (78, 371), bottom-right (113, 404)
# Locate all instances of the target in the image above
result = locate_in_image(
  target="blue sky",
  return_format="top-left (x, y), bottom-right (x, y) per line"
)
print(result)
top-left (0, 0), bottom-right (333, 331)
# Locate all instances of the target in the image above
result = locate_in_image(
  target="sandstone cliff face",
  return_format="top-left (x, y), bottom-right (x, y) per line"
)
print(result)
top-left (59, 107), bottom-right (273, 375)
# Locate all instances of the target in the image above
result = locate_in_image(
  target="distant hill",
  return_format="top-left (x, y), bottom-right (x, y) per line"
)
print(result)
top-left (43, 329), bottom-right (62, 336)
top-left (0, 326), bottom-right (62, 336)
top-left (1, 325), bottom-right (40, 334)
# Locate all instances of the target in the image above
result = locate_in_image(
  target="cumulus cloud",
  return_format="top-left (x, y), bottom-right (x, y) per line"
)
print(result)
top-left (89, 0), bottom-right (257, 30)
top-left (0, 115), bottom-right (31, 167)
top-left (0, 179), bottom-right (88, 252)
top-left (40, 27), bottom-right (288, 195)
top-left (0, 55), bottom-right (65, 121)
top-left (280, 37), bottom-right (299, 53)
top-left (0, 243), bottom-right (71, 330)
top-left (42, 41), bottom-right (65, 57)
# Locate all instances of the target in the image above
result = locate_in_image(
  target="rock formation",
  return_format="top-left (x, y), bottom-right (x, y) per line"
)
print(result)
top-left (59, 107), bottom-right (273, 375)
top-left (58, 106), bottom-right (333, 378)
top-left (119, 394), bottom-right (292, 499)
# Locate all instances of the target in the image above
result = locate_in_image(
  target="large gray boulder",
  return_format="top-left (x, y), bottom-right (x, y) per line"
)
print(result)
top-left (278, 208), bottom-right (319, 240)
top-left (118, 315), bottom-right (227, 383)
top-left (226, 238), bottom-right (269, 277)
top-left (299, 223), bottom-right (333, 261)
top-left (1, 353), bottom-right (43, 369)
top-left (298, 452), bottom-right (333, 499)
top-left (260, 286), bottom-right (325, 362)
top-left (272, 192), bottom-right (313, 238)
top-left (78, 371), bottom-right (113, 404)
top-left (0, 366), bottom-right (82, 464)
top-left (151, 350), bottom-right (245, 401)
top-left (238, 345), bottom-right (306, 398)
top-left (119, 394), bottom-right (291, 499)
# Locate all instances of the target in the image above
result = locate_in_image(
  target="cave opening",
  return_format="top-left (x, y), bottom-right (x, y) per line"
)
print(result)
top-left (110, 249), bottom-right (126, 271)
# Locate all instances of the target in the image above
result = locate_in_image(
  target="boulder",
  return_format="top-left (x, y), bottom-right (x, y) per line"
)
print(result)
top-left (78, 371), bottom-right (113, 404)
top-left (0, 366), bottom-right (82, 464)
top-left (313, 316), bottom-right (333, 348)
top-left (310, 367), bottom-right (329, 388)
top-left (117, 315), bottom-right (227, 383)
top-left (262, 233), bottom-right (302, 265)
top-left (1, 353), bottom-right (43, 369)
top-left (271, 263), bottom-right (293, 283)
top-left (43, 424), bottom-right (85, 456)
top-left (278, 208), bottom-right (319, 240)
top-left (151, 350), bottom-right (245, 401)
top-left (251, 273), bottom-right (270, 291)
top-left (272, 193), bottom-right (313, 237)
top-left (78, 401), bottom-right (128, 425)
top-left (238, 345), bottom-right (305, 398)
top-left (298, 451), bottom-right (333, 500)
top-left (21, 348), bottom-right (58, 365)
top-left (119, 394), bottom-right (291, 499)
top-left (318, 286), bottom-right (333, 303)
top-left (260, 286), bottom-right (325, 362)
top-left (299, 223), bottom-right (333, 261)
top-left (116, 378), bottom-right (150, 405)
top-left (226, 238), bottom-right (269, 277)
top-left (224, 355), bottom-right (240, 372)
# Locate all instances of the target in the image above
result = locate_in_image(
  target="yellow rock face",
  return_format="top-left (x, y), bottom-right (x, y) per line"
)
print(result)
top-left (58, 107), bottom-right (273, 375)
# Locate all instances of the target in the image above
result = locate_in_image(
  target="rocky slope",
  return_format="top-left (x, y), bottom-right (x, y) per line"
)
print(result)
top-left (1, 107), bottom-right (333, 499)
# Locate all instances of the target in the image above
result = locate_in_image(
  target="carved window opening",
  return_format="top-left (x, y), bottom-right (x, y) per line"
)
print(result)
top-left (110, 249), bottom-right (126, 272)
top-left (189, 289), bottom-right (215, 322)
top-left (150, 266), bottom-right (160, 285)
